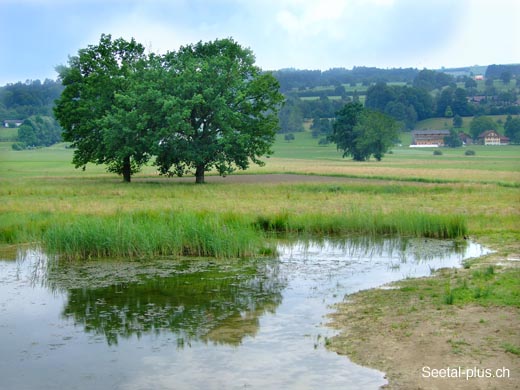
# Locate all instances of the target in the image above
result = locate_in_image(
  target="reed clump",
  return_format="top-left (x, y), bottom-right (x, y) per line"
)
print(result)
top-left (254, 210), bottom-right (467, 239)
top-left (43, 211), bottom-right (269, 260)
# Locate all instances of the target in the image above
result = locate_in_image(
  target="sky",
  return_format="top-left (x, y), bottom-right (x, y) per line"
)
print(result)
top-left (1, 0), bottom-right (519, 86)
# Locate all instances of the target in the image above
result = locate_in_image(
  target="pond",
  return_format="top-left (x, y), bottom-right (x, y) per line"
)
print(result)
top-left (0, 238), bottom-right (490, 389)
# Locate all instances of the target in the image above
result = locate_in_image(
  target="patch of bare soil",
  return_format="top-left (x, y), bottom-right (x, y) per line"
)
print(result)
top-left (135, 173), bottom-right (426, 186)
top-left (327, 252), bottom-right (520, 390)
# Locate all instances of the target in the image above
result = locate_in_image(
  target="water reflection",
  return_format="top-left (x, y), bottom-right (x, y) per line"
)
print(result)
top-left (0, 237), bottom-right (491, 390)
top-left (46, 257), bottom-right (285, 346)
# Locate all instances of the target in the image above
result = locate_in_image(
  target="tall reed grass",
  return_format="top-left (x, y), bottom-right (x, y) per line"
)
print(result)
top-left (43, 211), bottom-right (269, 260)
top-left (2, 209), bottom-right (467, 260)
top-left (254, 210), bottom-right (467, 239)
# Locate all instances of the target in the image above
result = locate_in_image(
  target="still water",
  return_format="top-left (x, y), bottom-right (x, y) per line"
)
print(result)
top-left (0, 238), bottom-right (490, 389)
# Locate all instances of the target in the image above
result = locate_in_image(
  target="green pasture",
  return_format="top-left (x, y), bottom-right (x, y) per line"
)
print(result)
top-left (0, 127), bottom-right (18, 142)
top-left (272, 130), bottom-right (520, 182)
top-left (0, 129), bottom-right (518, 259)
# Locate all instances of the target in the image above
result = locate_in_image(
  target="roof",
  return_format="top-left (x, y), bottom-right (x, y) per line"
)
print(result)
top-left (478, 130), bottom-right (499, 138)
top-left (412, 129), bottom-right (450, 135)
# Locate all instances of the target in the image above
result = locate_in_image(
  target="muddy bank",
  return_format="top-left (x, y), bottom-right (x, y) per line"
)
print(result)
top-left (327, 249), bottom-right (520, 390)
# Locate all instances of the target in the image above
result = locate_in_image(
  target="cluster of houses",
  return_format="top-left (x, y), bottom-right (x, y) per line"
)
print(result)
top-left (411, 129), bottom-right (509, 147)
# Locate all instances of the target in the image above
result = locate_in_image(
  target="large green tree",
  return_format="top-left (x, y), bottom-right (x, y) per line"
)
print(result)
top-left (54, 34), bottom-right (150, 182)
top-left (330, 102), bottom-right (398, 161)
top-left (329, 102), bottom-right (364, 160)
top-left (352, 110), bottom-right (399, 161)
top-left (154, 38), bottom-right (284, 183)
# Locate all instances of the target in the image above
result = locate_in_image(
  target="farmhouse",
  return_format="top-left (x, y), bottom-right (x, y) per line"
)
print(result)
top-left (411, 129), bottom-right (450, 147)
top-left (3, 120), bottom-right (23, 128)
top-left (477, 130), bottom-right (509, 145)
top-left (458, 132), bottom-right (473, 145)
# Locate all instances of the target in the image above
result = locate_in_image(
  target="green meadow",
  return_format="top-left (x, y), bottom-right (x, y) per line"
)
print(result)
top-left (0, 131), bottom-right (519, 260)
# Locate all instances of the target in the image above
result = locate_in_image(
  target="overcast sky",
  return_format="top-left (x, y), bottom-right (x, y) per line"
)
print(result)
top-left (1, 0), bottom-right (519, 86)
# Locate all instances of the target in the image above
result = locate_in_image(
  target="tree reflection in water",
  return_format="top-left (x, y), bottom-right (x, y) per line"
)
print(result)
top-left (49, 257), bottom-right (286, 346)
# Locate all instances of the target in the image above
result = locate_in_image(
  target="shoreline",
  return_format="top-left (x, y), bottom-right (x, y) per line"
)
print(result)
top-left (326, 240), bottom-right (520, 389)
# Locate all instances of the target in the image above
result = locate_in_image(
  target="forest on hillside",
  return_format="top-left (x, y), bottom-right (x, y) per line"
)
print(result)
top-left (276, 64), bottom-right (520, 137)
top-left (1, 64), bottom-right (519, 146)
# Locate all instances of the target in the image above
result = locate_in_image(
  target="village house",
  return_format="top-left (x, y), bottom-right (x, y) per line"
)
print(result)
top-left (458, 132), bottom-right (473, 145)
top-left (477, 130), bottom-right (509, 145)
top-left (411, 129), bottom-right (450, 147)
top-left (3, 120), bottom-right (24, 128)
top-left (468, 95), bottom-right (487, 104)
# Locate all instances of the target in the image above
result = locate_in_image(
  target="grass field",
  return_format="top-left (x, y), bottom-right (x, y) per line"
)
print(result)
top-left (0, 131), bottom-right (518, 258)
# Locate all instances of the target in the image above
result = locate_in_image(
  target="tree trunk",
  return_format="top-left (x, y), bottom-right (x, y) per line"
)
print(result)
top-left (195, 164), bottom-right (205, 184)
top-left (122, 156), bottom-right (132, 183)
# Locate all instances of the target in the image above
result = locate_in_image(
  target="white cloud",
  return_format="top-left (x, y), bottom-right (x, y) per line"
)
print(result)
top-left (430, 0), bottom-right (520, 68)
top-left (275, 0), bottom-right (350, 39)
top-left (1, 0), bottom-right (519, 85)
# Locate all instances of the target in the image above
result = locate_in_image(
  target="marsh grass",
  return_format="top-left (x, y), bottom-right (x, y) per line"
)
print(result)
top-left (43, 211), bottom-right (268, 260)
top-left (254, 210), bottom-right (467, 239)
top-left (2, 207), bottom-right (467, 260)
top-left (446, 266), bottom-right (520, 307)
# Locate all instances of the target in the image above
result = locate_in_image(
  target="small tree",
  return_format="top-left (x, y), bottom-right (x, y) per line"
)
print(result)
top-left (353, 110), bottom-right (399, 161)
top-left (284, 133), bottom-right (295, 142)
top-left (453, 115), bottom-right (463, 128)
top-left (329, 102), bottom-right (364, 160)
top-left (505, 116), bottom-right (520, 143)
top-left (444, 128), bottom-right (462, 148)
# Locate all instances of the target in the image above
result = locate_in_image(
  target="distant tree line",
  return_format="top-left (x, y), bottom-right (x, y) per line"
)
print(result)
top-left (276, 67), bottom-right (520, 134)
top-left (3, 58), bottom-right (519, 151)
top-left (0, 79), bottom-right (63, 120)
top-left (272, 67), bottom-right (419, 92)
top-left (485, 64), bottom-right (520, 81)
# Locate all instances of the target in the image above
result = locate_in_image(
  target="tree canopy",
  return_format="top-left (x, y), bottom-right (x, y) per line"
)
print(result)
top-left (154, 38), bottom-right (284, 183)
top-left (13, 115), bottom-right (62, 149)
top-left (330, 102), bottom-right (398, 161)
top-left (54, 35), bottom-right (283, 183)
top-left (54, 34), bottom-right (150, 182)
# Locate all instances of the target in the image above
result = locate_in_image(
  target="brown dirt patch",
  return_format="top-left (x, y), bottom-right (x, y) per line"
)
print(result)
top-left (327, 252), bottom-right (520, 390)
top-left (135, 173), bottom-right (423, 186)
